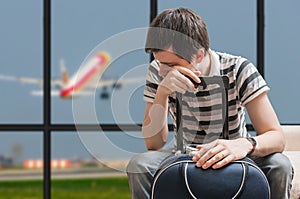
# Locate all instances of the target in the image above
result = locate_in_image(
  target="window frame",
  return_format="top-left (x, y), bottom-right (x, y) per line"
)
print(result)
top-left (2, 1), bottom-right (293, 199)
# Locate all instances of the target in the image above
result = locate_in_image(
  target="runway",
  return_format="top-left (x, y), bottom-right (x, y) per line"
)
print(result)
top-left (0, 167), bottom-right (126, 181)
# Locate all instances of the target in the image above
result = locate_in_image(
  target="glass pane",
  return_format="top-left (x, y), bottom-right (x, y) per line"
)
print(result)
top-left (77, 130), bottom-right (174, 166)
top-left (0, 0), bottom-right (43, 123)
top-left (52, 131), bottom-right (145, 172)
top-left (52, 131), bottom-right (104, 185)
top-left (51, 131), bottom-right (147, 198)
top-left (52, 130), bottom-right (173, 170)
top-left (0, 132), bottom-right (43, 198)
top-left (265, 0), bottom-right (300, 124)
top-left (51, 0), bottom-right (149, 124)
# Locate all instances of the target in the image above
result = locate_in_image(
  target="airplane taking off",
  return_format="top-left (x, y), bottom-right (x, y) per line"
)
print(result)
top-left (0, 51), bottom-right (145, 99)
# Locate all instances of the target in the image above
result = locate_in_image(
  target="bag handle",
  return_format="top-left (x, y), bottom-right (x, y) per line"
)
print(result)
top-left (176, 75), bottom-right (230, 153)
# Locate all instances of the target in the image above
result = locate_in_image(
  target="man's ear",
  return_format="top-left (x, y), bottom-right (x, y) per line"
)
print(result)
top-left (194, 49), bottom-right (205, 64)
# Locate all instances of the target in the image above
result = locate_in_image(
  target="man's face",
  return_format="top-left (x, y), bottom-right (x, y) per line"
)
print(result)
top-left (153, 50), bottom-right (192, 77)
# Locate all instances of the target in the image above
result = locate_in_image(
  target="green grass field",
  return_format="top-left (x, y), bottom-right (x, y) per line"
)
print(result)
top-left (0, 177), bottom-right (131, 199)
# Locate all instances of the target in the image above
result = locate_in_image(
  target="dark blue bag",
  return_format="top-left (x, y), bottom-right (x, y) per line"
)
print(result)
top-left (151, 155), bottom-right (270, 199)
top-left (151, 76), bottom-right (270, 199)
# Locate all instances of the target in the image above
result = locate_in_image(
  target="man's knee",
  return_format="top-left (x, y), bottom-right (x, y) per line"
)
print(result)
top-left (127, 153), bottom-right (147, 174)
top-left (266, 153), bottom-right (293, 177)
top-left (126, 151), bottom-right (161, 174)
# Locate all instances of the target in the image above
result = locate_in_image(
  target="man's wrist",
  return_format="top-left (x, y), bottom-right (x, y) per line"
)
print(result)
top-left (246, 137), bottom-right (257, 156)
top-left (157, 84), bottom-right (172, 97)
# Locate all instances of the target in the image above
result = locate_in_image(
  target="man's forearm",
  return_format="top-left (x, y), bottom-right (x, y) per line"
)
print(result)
top-left (252, 130), bottom-right (285, 157)
top-left (142, 88), bottom-right (170, 150)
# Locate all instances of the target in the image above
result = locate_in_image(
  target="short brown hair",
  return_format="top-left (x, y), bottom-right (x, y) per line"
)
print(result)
top-left (145, 8), bottom-right (210, 62)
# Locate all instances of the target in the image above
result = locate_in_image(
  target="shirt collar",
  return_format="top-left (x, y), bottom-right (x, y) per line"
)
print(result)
top-left (208, 49), bottom-right (220, 76)
top-left (193, 49), bottom-right (220, 76)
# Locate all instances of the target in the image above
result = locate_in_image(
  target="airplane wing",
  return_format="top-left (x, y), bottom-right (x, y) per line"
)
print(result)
top-left (1, 74), bottom-right (145, 98)
top-left (95, 76), bottom-right (145, 88)
top-left (30, 90), bottom-right (94, 97)
top-left (0, 74), bottom-right (145, 88)
top-left (0, 74), bottom-right (63, 88)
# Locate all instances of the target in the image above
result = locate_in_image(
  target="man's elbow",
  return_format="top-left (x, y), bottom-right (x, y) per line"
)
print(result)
top-left (142, 126), bottom-right (167, 150)
top-left (278, 136), bottom-right (286, 153)
top-left (277, 129), bottom-right (286, 153)
top-left (144, 138), bottom-right (165, 151)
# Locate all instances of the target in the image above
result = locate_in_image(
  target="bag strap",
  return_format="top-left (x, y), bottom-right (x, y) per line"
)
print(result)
top-left (175, 92), bottom-right (183, 152)
top-left (176, 76), bottom-right (230, 153)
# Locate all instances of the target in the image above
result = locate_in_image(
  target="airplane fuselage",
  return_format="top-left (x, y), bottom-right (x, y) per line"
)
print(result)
top-left (60, 52), bottom-right (110, 98)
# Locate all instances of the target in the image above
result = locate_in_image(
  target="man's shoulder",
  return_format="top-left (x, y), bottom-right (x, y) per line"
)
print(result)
top-left (214, 50), bottom-right (244, 63)
top-left (213, 50), bottom-right (250, 72)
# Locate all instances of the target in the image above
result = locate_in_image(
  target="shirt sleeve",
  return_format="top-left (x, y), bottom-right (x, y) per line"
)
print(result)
top-left (143, 60), bottom-right (163, 103)
top-left (236, 58), bottom-right (270, 106)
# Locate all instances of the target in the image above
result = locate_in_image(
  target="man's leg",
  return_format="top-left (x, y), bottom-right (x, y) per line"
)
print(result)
top-left (251, 153), bottom-right (294, 199)
top-left (126, 150), bottom-right (172, 199)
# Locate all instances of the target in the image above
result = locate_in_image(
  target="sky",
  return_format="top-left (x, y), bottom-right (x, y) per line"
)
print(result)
top-left (0, 0), bottom-right (299, 163)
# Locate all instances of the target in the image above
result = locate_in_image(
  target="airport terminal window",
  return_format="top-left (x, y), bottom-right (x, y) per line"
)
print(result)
top-left (0, 132), bottom-right (43, 198)
top-left (0, 132), bottom-right (43, 168)
top-left (51, 131), bottom-right (148, 172)
top-left (1, 1), bottom-right (299, 199)
top-left (51, 130), bottom-right (173, 173)
top-left (51, 0), bottom-right (149, 124)
top-left (0, 0), bottom-right (43, 123)
top-left (265, 0), bottom-right (300, 124)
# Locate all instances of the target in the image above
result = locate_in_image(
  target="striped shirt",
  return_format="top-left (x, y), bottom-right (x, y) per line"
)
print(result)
top-left (144, 50), bottom-right (269, 146)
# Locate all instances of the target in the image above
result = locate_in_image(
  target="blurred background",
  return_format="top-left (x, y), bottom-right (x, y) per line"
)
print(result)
top-left (0, 0), bottom-right (299, 198)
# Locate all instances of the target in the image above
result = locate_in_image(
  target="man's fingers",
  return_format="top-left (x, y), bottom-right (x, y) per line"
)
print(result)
top-left (161, 75), bottom-right (188, 94)
top-left (195, 145), bottom-right (224, 167)
top-left (173, 66), bottom-right (201, 84)
top-left (200, 150), bottom-right (230, 169)
top-left (169, 69), bottom-right (195, 91)
top-left (194, 71), bottom-right (202, 77)
top-left (160, 66), bottom-right (201, 93)
top-left (179, 74), bottom-right (196, 90)
top-left (212, 154), bottom-right (234, 169)
top-left (172, 78), bottom-right (188, 94)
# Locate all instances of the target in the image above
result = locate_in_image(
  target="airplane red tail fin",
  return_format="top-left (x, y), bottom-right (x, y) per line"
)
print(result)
top-left (60, 59), bottom-right (69, 84)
